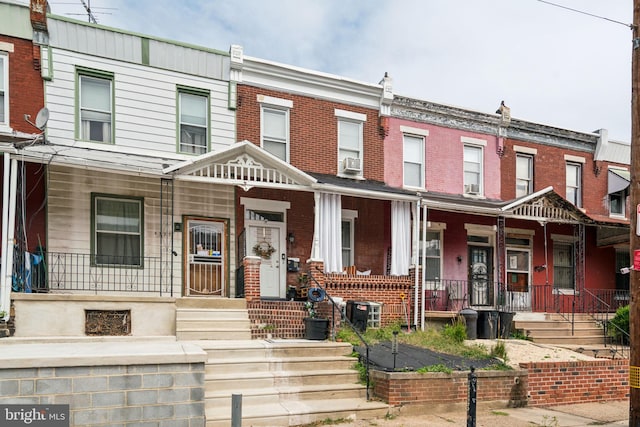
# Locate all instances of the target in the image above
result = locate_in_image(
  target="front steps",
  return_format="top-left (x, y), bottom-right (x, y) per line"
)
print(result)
top-left (176, 298), bottom-right (251, 340)
top-left (513, 313), bottom-right (607, 346)
top-left (197, 339), bottom-right (389, 427)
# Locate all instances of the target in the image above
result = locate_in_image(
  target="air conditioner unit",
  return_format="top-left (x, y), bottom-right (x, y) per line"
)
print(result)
top-left (342, 157), bottom-right (361, 174)
top-left (464, 184), bottom-right (480, 194)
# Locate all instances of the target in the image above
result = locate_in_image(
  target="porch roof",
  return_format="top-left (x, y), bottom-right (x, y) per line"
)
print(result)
top-left (500, 186), bottom-right (594, 224)
top-left (308, 173), bottom-right (420, 201)
top-left (163, 140), bottom-right (318, 191)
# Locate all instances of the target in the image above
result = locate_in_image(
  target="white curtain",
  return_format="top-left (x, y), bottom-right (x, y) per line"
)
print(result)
top-left (319, 193), bottom-right (342, 273)
top-left (391, 200), bottom-right (411, 275)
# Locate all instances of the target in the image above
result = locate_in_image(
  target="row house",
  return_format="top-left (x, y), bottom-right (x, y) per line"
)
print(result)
top-left (0, 0), bottom-right (630, 339)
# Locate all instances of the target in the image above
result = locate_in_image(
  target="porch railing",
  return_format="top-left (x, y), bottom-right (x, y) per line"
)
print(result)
top-left (29, 252), bottom-right (166, 295)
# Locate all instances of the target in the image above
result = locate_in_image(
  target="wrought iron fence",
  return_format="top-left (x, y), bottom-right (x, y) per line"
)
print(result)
top-left (30, 252), bottom-right (166, 294)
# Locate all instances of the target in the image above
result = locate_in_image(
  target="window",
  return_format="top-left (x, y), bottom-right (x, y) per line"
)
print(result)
top-left (178, 88), bottom-right (209, 154)
top-left (78, 69), bottom-right (113, 143)
top-left (341, 210), bottom-right (357, 267)
top-left (336, 109), bottom-right (366, 176)
top-left (423, 231), bottom-right (442, 281)
top-left (553, 242), bottom-right (574, 290)
top-left (403, 134), bottom-right (424, 188)
top-left (92, 195), bottom-right (143, 266)
top-left (261, 107), bottom-right (288, 161)
top-left (610, 190), bottom-right (626, 217)
top-left (565, 162), bottom-right (582, 207)
top-left (0, 53), bottom-right (7, 126)
top-left (515, 154), bottom-right (533, 197)
top-left (463, 145), bottom-right (483, 195)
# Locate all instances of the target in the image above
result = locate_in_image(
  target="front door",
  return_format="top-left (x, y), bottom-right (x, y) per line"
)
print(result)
top-left (185, 218), bottom-right (226, 296)
top-left (469, 246), bottom-right (493, 306)
top-left (247, 223), bottom-right (285, 299)
top-left (505, 249), bottom-right (531, 311)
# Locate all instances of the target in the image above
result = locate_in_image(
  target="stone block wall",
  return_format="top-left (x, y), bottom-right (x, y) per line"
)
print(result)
top-left (0, 363), bottom-right (205, 426)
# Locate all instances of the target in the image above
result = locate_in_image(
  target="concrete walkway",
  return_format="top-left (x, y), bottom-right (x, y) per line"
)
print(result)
top-left (322, 400), bottom-right (629, 426)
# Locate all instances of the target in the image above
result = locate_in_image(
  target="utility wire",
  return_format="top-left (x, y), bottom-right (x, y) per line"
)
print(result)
top-left (537, 0), bottom-right (634, 30)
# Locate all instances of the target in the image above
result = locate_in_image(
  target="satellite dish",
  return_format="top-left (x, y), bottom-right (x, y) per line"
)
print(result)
top-left (34, 107), bottom-right (49, 130)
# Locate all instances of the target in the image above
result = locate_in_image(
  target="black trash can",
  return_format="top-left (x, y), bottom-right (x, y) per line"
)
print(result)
top-left (346, 301), bottom-right (370, 332)
top-left (498, 311), bottom-right (515, 339)
top-left (459, 308), bottom-right (478, 340)
top-left (477, 310), bottom-right (498, 339)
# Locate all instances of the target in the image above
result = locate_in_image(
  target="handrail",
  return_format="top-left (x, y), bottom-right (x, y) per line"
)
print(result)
top-left (606, 320), bottom-right (630, 359)
top-left (310, 266), bottom-right (371, 400)
top-left (583, 288), bottom-right (611, 345)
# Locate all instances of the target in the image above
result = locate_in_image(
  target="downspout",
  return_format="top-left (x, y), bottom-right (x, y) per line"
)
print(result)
top-left (543, 222), bottom-right (549, 285)
top-left (311, 191), bottom-right (321, 261)
top-left (413, 200), bottom-right (420, 329)
top-left (1, 158), bottom-right (17, 321)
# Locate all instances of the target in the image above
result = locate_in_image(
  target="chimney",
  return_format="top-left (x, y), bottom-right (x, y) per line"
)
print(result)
top-left (30, 0), bottom-right (48, 32)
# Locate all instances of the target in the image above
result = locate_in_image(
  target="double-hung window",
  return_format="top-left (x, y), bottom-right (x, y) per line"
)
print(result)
top-left (608, 168), bottom-right (629, 218)
top-left (178, 87), bottom-right (209, 155)
top-left (336, 109), bottom-right (366, 176)
top-left (565, 162), bottom-right (582, 207)
top-left (402, 128), bottom-right (427, 188)
top-left (463, 140), bottom-right (484, 195)
top-left (78, 68), bottom-right (114, 143)
top-left (515, 154), bottom-right (533, 197)
top-left (92, 194), bottom-right (143, 266)
top-left (341, 210), bottom-right (358, 267)
top-left (259, 95), bottom-right (292, 162)
top-left (0, 52), bottom-right (7, 127)
top-left (553, 241), bottom-right (574, 290)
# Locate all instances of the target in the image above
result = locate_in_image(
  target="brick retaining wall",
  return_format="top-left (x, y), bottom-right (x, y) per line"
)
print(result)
top-left (521, 359), bottom-right (629, 406)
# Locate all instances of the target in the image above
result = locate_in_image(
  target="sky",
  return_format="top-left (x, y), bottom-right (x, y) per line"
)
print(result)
top-left (48, 0), bottom-right (634, 142)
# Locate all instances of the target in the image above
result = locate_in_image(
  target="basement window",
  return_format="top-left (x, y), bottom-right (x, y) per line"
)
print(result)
top-left (85, 310), bottom-right (131, 336)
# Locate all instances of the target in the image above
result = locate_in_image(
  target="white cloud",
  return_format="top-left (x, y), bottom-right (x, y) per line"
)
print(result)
top-left (48, 0), bottom-right (633, 141)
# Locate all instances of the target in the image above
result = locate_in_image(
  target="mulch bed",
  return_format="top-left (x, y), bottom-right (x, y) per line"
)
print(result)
top-left (355, 341), bottom-right (500, 372)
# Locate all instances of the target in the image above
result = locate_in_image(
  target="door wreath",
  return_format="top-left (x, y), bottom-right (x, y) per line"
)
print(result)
top-left (253, 241), bottom-right (276, 259)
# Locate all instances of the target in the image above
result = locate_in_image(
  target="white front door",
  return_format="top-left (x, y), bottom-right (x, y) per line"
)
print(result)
top-left (505, 248), bottom-right (532, 311)
top-left (248, 223), bottom-right (285, 299)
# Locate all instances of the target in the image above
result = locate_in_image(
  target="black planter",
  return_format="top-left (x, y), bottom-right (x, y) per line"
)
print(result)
top-left (304, 317), bottom-right (329, 340)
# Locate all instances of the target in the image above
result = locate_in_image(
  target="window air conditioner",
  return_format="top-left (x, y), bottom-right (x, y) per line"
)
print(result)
top-left (464, 184), bottom-right (480, 194)
top-left (342, 157), bottom-right (362, 174)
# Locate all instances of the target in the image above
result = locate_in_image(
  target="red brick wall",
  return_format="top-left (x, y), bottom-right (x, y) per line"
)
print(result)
top-left (521, 360), bottom-right (629, 406)
top-left (236, 85), bottom-right (385, 181)
top-left (501, 139), bottom-right (625, 218)
top-left (372, 370), bottom-right (528, 407)
top-left (0, 35), bottom-right (44, 133)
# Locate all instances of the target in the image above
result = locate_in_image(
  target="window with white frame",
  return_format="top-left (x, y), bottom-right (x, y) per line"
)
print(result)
top-left (336, 109), bottom-right (365, 176)
top-left (0, 53), bottom-right (7, 127)
top-left (609, 190), bottom-right (626, 217)
top-left (423, 230), bottom-right (441, 281)
top-left (341, 210), bottom-right (357, 267)
top-left (553, 241), bottom-right (574, 290)
top-left (565, 162), bottom-right (582, 207)
top-left (403, 134), bottom-right (424, 188)
top-left (92, 194), bottom-right (143, 266)
top-left (516, 154), bottom-right (533, 197)
top-left (178, 87), bottom-right (209, 155)
top-left (261, 107), bottom-right (288, 161)
top-left (78, 69), bottom-right (113, 143)
top-left (463, 144), bottom-right (483, 195)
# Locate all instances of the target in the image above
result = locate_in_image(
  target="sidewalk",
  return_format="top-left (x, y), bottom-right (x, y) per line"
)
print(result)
top-left (319, 400), bottom-right (629, 426)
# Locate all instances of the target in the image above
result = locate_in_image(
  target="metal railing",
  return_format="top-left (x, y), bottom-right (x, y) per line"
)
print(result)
top-left (311, 266), bottom-right (371, 400)
top-left (30, 252), bottom-right (166, 295)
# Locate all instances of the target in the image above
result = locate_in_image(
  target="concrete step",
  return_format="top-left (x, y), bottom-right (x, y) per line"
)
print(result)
top-left (205, 397), bottom-right (389, 427)
top-left (206, 369), bottom-right (360, 389)
top-left (514, 320), bottom-right (600, 330)
top-left (176, 330), bottom-right (252, 340)
top-left (205, 355), bottom-right (356, 375)
top-left (176, 297), bottom-right (247, 309)
top-left (521, 327), bottom-right (603, 338)
top-left (205, 383), bottom-right (367, 407)
top-left (195, 339), bottom-right (354, 360)
top-left (176, 320), bottom-right (251, 330)
top-left (528, 335), bottom-right (606, 345)
top-left (176, 308), bottom-right (249, 320)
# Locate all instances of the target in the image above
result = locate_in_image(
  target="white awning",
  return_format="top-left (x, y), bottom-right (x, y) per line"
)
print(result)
top-left (608, 169), bottom-right (630, 195)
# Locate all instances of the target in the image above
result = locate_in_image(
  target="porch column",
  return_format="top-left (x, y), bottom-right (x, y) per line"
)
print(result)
top-left (311, 191), bottom-right (321, 260)
top-left (0, 156), bottom-right (17, 321)
top-left (243, 256), bottom-right (261, 302)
